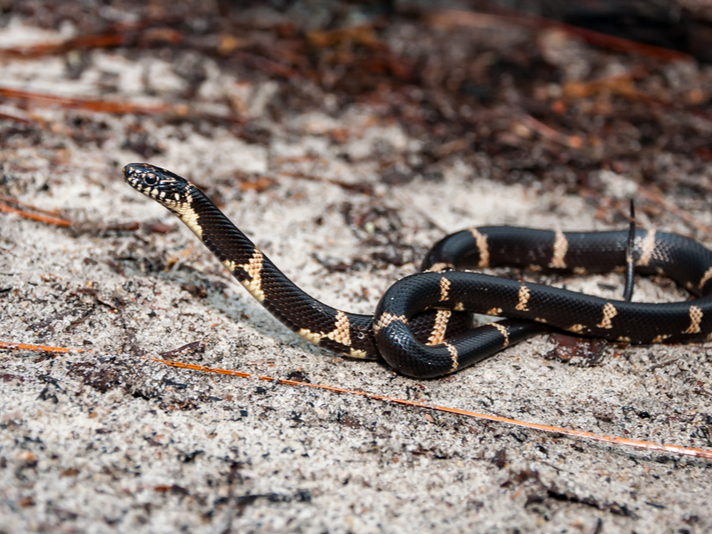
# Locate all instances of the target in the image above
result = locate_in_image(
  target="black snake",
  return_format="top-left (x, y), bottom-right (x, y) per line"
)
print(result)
top-left (124, 163), bottom-right (712, 378)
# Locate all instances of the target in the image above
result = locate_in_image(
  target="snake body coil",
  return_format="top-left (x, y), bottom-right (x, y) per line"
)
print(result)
top-left (124, 163), bottom-right (712, 378)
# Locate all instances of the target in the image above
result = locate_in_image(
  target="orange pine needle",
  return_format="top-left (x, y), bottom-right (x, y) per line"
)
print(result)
top-left (2, 340), bottom-right (710, 460)
top-left (0, 194), bottom-right (67, 217)
top-left (0, 341), bottom-right (84, 353)
top-left (0, 202), bottom-right (72, 227)
top-left (0, 87), bottom-right (167, 115)
top-left (148, 357), bottom-right (712, 461)
top-left (428, 8), bottom-right (689, 63)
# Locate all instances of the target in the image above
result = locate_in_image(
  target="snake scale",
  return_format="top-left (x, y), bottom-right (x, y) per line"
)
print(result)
top-left (124, 163), bottom-right (712, 378)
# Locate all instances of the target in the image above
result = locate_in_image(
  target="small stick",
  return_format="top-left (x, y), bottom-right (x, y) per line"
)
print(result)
top-left (623, 200), bottom-right (636, 302)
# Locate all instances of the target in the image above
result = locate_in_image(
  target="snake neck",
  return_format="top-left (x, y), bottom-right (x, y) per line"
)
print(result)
top-left (173, 186), bottom-right (380, 360)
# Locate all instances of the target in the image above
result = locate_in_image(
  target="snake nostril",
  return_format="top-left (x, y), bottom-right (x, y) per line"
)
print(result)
top-left (124, 166), bottom-right (140, 180)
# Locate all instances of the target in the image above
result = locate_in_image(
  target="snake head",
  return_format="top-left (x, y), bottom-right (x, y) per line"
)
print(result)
top-left (123, 163), bottom-right (192, 207)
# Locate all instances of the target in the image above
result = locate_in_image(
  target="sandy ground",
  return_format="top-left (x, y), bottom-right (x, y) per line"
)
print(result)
top-left (1, 11), bottom-right (712, 534)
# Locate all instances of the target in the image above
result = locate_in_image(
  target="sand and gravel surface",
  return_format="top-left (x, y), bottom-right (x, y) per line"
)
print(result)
top-left (1, 2), bottom-right (712, 533)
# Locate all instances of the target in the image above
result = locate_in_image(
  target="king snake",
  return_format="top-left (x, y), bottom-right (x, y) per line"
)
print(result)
top-left (124, 163), bottom-right (712, 379)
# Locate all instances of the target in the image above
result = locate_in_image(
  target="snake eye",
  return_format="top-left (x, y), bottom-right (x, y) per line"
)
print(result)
top-left (143, 173), bottom-right (158, 186)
